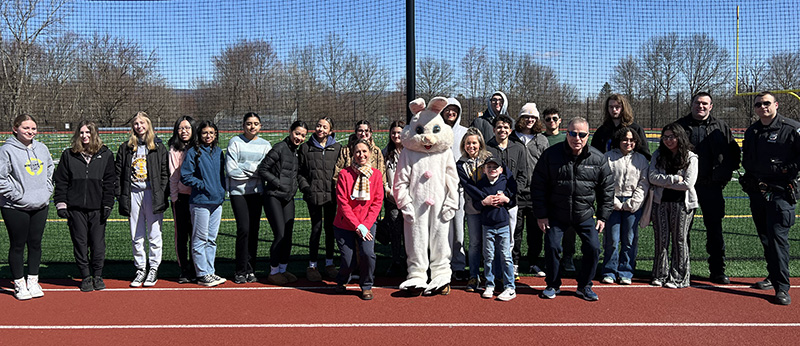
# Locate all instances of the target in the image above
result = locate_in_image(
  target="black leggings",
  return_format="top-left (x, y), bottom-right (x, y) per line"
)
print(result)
top-left (2, 207), bottom-right (48, 280)
top-left (307, 201), bottom-right (336, 262)
top-left (264, 195), bottom-right (295, 267)
top-left (232, 193), bottom-right (263, 275)
top-left (172, 194), bottom-right (195, 278)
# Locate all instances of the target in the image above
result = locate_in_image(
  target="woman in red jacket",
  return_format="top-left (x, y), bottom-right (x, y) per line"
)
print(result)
top-left (333, 139), bottom-right (384, 300)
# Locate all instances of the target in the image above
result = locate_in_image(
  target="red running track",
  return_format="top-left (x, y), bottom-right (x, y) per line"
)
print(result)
top-left (1, 276), bottom-right (799, 345)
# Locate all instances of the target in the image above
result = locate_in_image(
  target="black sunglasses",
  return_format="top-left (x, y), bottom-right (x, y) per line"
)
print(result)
top-left (754, 101), bottom-right (772, 108)
top-left (567, 131), bottom-right (589, 139)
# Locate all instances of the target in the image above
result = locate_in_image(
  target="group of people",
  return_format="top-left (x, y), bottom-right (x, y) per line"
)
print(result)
top-left (0, 91), bottom-right (796, 305)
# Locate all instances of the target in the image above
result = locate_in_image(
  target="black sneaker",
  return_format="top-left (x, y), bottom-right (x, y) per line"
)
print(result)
top-left (197, 274), bottom-right (224, 287)
top-left (177, 276), bottom-right (192, 284)
top-left (234, 274), bottom-right (247, 284)
top-left (576, 286), bottom-right (599, 301)
top-left (246, 273), bottom-right (257, 283)
top-left (93, 277), bottom-right (106, 290)
top-left (80, 277), bottom-right (94, 292)
top-left (752, 278), bottom-right (773, 290)
top-left (710, 273), bottom-right (730, 285)
top-left (776, 291), bottom-right (792, 305)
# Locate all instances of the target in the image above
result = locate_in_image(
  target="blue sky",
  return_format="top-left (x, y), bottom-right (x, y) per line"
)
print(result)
top-left (63, 0), bottom-right (800, 97)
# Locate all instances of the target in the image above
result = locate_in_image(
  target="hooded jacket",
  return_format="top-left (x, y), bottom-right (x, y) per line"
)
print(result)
top-left (298, 133), bottom-right (342, 205)
top-left (54, 145), bottom-right (116, 210)
top-left (0, 136), bottom-right (54, 210)
top-left (444, 97), bottom-right (468, 160)
top-left (115, 137), bottom-right (169, 216)
top-left (509, 130), bottom-right (549, 207)
top-left (471, 91), bottom-right (508, 142)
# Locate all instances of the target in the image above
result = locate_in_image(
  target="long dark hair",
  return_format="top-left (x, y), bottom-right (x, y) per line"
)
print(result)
top-left (384, 120), bottom-right (405, 164)
top-left (168, 115), bottom-right (196, 151)
top-left (656, 123), bottom-right (693, 171)
top-left (195, 120), bottom-right (219, 148)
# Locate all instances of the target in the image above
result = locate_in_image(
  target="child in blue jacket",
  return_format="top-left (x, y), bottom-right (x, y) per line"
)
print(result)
top-left (473, 157), bottom-right (517, 301)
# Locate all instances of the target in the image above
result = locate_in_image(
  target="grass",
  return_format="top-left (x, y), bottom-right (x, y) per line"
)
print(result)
top-left (1, 131), bottom-right (798, 280)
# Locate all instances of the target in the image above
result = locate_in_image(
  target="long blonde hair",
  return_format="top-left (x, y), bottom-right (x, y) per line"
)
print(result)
top-left (126, 111), bottom-right (156, 150)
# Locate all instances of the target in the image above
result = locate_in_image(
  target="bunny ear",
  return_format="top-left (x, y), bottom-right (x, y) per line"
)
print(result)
top-left (427, 97), bottom-right (449, 114)
top-left (409, 98), bottom-right (426, 114)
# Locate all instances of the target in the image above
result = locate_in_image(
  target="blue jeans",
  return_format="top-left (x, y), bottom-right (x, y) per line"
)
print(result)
top-left (190, 203), bottom-right (222, 277)
top-left (602, 209), bottom-right (642, 280)
top-left (483, 225), bottom-right (514, 290)
top-left (466, 213), bottom-right (483, 279)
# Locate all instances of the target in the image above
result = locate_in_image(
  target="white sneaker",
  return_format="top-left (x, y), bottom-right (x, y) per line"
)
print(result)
top-left (131, 269), bottom-right (146, 287)
top-left (482, 287), bottom-right (494, 299)
top-left (211, 274), bottom-right (227, 284)
top-left (601, 276), bottom-right (614, 284)
top-left (664, 282), bottom-right (678, 289)
top-left (14, 278), bottom-right (32, 300)
top-left (27, 275), bottom-right (44, 298)
top-left (530, 265), bottom-right (546, 277)
top-left (619, 277), bottom-right (632, 285)
top-left (497, 288), bottom-right (516, 301)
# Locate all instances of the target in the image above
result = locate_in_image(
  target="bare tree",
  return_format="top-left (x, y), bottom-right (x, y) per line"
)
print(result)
top-left (285, 44), bottom-right (319, 121)
top-left (767, 50), bottom-right (800, 90)
top-left (513, 53), bottom-right (560, 109)
top-left (680, 33), bottom-right (731, 97)
top-left (348, 52), bottom-right (388, 120)
top-left (640, 33), bottom-right (683, 103)
top-left (612, 55), bottom-right (640, 100)
top-left (416, 56), bottom-right (455, 100)
top-left (0, 0), bottom-right (68, 124)
top-left (485, 50), bottom-right (518, 95)
top-left (210, 39), bottom-right (280, 124)
top-left (318, 33), bottom-right (350, 97)
top-left (29, 31), bottom-right (81, 126)
top-left (461, 45), bottom-right (487, 120)
top-left (77, 34), bottom-right (160, 127)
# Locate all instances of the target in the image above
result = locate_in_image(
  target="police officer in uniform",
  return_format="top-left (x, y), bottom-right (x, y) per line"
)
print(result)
top-left (741, 91), bottom-right (800, 305)
top-left (676, 92), bottom-right (740, 284)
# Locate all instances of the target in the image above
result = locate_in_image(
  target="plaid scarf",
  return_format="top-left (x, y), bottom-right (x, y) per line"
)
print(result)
top-left (351, 164), bottom-right (373, 201)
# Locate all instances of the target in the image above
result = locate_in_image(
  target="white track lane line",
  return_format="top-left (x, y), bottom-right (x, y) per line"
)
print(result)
top-left (2, 322), bottom-right (800, 330)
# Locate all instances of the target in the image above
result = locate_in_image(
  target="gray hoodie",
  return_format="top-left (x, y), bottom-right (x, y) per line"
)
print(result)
top-left (0, 136), bottom-right (54, 210)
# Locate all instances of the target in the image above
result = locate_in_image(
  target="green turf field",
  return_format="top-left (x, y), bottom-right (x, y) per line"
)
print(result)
top-left (1, 131), bottom-right (798, 280)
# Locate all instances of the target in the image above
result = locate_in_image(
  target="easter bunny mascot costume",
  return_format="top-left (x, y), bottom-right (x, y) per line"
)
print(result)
top-left (394, 96), bottom-right (460, 294)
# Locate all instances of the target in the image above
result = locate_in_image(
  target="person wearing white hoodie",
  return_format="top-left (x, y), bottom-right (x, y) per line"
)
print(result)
top-left (471, 91), bottom-right (509, 144)
top-left (441, 97), bottom-right (468, 280)
top-left (0, 115), bottom-right (55, 300)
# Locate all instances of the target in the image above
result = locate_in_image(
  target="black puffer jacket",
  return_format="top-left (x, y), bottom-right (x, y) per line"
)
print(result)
top-left (531, 141), bottom-right (614, 224)
top-left (509, 131), bottom-right (549, 207)
top-left (54, 145), bottom-right (116, 210)
top-left (115, 137), bottom-right (169, 216)
top-left (298, 135), bottom-right (342, 205)
top-left (258, 136), bottom-right (300, 202)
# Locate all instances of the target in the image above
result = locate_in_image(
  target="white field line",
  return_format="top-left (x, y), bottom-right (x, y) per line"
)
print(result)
top-left (1, 322), bottom-right (800, 330)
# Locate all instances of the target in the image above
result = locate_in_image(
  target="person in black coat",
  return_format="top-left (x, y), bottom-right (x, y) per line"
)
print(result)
top-left (532, 117), bottom-right (614, 301)
top-left (298, 117), bottom-right (343, 281)
top-left (115, 112), bottom-right (169, 288)
top-left (258, 120), bottom-right (308, 286)
top-left (54, 120), bottom-right (116, 292)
